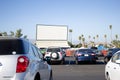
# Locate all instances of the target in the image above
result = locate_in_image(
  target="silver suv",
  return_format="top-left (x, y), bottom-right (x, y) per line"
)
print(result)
top-left (0, 37), bottom-right (53, 80)
top-left (44, 47), bottom-right (65, 64)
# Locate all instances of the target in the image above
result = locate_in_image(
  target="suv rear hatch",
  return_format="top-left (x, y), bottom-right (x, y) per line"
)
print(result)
top-left (0, 39), bottom-right (25, 79)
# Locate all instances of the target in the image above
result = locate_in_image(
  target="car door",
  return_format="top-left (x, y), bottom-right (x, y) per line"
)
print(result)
top-left (35, 47), bottom-right (50, 80)
top-left (112, 52), bottom-right (120, 80)
top-left (109, 52), bottom-right (120, 80)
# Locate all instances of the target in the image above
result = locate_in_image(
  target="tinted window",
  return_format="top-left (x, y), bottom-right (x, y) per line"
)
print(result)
top-left (0, 39), bottom-right (24, 55)
top-left (112, 48), bottom-right (120, 54)
top-left (47, 48), bottom-right (60, 52)
top-left (78, 49), bottom-right (93, 53)
top-left (111, 53), bottom-right (119, 63)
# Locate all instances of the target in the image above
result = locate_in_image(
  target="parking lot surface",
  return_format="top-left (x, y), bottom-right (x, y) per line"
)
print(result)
top-left (51, 57), bottom-right (106, 80)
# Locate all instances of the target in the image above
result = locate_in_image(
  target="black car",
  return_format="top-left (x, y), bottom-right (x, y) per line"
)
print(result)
top-left (104, 48), bottom-right (120, 63)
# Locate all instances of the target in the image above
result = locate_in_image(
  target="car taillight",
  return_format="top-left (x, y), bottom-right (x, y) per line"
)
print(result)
top-left (60, 52), bottom-right (62, 55)
top-left (91, 53), bottom-right (95, 56)
top-left (77, 53), bottom-right (82, 56)
top-left (16, 56), bottom-right (29, 73)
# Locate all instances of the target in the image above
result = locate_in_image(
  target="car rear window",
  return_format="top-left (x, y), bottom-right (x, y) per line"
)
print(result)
top-left (47, 48), bottom-right (60, 52)
top-left (0, 39), bottom-right (24, 55)
top-left (78, 49), bottom-right (93, 53)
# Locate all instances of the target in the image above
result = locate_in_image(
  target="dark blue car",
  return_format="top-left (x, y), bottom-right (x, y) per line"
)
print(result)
top-left (104, 48), bottom-right (120, 64)
top-left (75, 48), bottom-right (97, 64)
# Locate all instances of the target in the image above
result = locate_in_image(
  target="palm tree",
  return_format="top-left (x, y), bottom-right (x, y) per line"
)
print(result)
top-left (88, 35), bottom-right (91, 44)
top-left (82, 38), bottom-right (85, 47)
top-left (10, 31), bottom-right (14, 36)
top-left (104, 34), bottom-right (107, 46)
top-left (0, 33), bottom-right (2, 36)
top-left (2, 32), bottom-right (8, 36)
top-left (78, 36), bottom-right (82, 44)
top-left (109, 25), bottom-right (112, 42)
top-left (69, 29), bottom-right (73, 44)
top-left (115, 34), bottom-right (118, 40)
top-left (96, 35), bottom-right (99, 43)
top-left (93, 37), bottom-right (95, 43)
top-left (81, 34), bottom-right (84, 38)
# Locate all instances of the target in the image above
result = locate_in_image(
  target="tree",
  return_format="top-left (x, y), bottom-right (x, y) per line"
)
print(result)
top-left (0, 33), bottom-right (2, 36)
top-left (96, 35), bottom-right (99, 43)
top-left (88, 35), bottom-right (91, 42)
top-left (112, 40), bottom-right (120, 48)
top-left (10, 31), bottom-right (14, 36)
top-left (81, 34), bottom-right (84, 38)
top-left (23, 35), bottom-right (27, 39)
top-left (69, 29), bottom-right (73, 44)
top-left (93, 37), bottom-right (95, 42)
top-left (78, 36), bottom-right (82, 44)
top-left (2, 32), bottom-right (8, 36)
top-left (15, 29), bottom-right (23, 38)
top-left (0, 29), bottom-right (27, 39)
top-left (68, 41), bottom-right (73, 47)
top-left (82, 38), bottom-right (85, 47)
top-left (109, 25), bottom-right (112, 42)
top-left (115, 34), bottom-right (118, 40)
top-left (104, 34), bottom-right (107, 46)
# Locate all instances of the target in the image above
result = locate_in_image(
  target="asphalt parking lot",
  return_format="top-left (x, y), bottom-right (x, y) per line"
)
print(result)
top-left (51, 57), bottom-right (106, 80)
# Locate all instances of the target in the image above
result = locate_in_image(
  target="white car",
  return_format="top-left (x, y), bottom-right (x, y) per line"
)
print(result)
top-left (44, 47), bottom-right (65, 64)
top-left (105, 50), bottom-right (120, 80)
top-left (0, 37), bottom-right (53, 80)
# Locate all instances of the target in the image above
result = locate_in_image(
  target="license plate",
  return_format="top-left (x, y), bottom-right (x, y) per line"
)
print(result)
top-left (84, 54), bottom-right (89, 56)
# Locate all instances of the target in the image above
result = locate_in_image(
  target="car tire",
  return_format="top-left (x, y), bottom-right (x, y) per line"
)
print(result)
top-left (34, 74), bottom-right (40, 80)
top-left (92, 60), bottom-right (96, 64)
top-left (76, 60), bottom-right (78, 64)
top-left (106, 73), bottom-right (110, 80)
top-left (61, 58), bottom-right (65, 64)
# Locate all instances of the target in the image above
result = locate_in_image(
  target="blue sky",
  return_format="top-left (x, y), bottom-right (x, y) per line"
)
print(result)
top-left (0, 0), bottom-right (120, 44)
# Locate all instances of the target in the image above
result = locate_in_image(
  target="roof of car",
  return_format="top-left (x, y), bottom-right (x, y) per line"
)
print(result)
top-left (0, 36), bottom-right (19, 40)
top-left (48, 46), bottom-right (61, 48)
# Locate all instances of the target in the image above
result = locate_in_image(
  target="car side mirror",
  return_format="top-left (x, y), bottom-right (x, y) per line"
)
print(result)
top-left (115, 59), bottom-right (120, 64)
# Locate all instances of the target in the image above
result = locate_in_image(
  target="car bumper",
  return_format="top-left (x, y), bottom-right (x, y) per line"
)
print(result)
top-left (76, 56), bottom-right (96, 62)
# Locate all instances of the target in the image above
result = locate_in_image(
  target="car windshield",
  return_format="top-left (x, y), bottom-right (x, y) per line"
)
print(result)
top-left (0, 39), bottom-right (24, 55)
top-left (47, 48), bottom-right (60, 52)
top-left (112, 48), bottom-right (120, 54)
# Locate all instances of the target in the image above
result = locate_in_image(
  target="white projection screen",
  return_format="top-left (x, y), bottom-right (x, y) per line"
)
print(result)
top-left (36, 25), bottom-right (68, 40)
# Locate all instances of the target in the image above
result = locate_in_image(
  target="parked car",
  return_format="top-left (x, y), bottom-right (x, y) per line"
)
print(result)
top-left (104, 48), bottom-right (120, 64)
top-left (90, 47), bottom-right (103, 57)
top-left (44, 47), bottom-right (65, 64)
top-left (0, 37), bottom-right (52, 80)
top-left (61, 47), bottom-right (70, 56)
top-left (75, 48), bottom-right (97, 64)
top-left (105, 50), bottom-right (120, 80)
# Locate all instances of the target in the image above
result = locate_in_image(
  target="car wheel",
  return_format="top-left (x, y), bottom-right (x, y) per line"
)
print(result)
top-left (92, 60), bottom-right (96, 64)
top-left (104, 58), bottom-right (109, 64)
top-left (106, 73), bottom-right (110, 80)
top-left (51, 52), bottom-right (59, 59)
top-left (61, 58), bottom-right (65, 64)
top-left (76, 60), bottom-right (78, 64)
top-left (34, 74), bottom-right (40, 80)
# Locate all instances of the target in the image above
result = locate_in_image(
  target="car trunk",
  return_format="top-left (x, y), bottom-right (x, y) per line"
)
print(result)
top-left (0, 55), bottom-right (19, 80)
